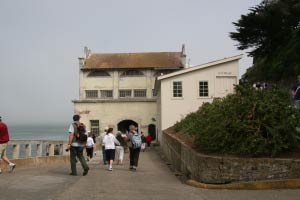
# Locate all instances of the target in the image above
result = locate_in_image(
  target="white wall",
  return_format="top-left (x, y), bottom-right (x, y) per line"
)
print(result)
top-left (159, 60), bottom-right (239, 134)
top-left (74, 101), bottom-right (157, 135)
top-left (79, 69), bottom-right (156, 99)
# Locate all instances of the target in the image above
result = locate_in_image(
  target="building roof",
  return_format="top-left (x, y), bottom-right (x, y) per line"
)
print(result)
top-left (82, 52), bottom-right (185, 69)
top-left (157, 54), bottom-right (243, 81)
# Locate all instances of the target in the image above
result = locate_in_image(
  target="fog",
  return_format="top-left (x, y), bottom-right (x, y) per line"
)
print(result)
top-left (0, 0), bottom-right (261, 125)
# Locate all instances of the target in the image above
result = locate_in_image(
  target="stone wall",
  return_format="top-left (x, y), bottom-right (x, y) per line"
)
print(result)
top-left (162, 129), bottom-right (300, 184)
top-left (0, 156), bottom-right (69, 170)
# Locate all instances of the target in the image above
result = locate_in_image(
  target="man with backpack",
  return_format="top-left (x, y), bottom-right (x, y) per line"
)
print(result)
top-left (67, 114), bottom-right (89, 176)
top-left (127, 124), bottom-right (142, 171)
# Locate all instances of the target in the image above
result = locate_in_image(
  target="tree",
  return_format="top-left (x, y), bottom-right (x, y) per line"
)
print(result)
top-left (230, 0), bottom-right (300, 82)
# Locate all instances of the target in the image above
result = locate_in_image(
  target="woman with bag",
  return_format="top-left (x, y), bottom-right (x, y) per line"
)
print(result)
top-left (115, 131), bottom-right (125, 165)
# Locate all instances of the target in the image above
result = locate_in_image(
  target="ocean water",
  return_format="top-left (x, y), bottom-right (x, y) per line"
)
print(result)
top-left (5, 124), bottom-right (69, 159)
top-left (8, 124), bottom-right (69, 141)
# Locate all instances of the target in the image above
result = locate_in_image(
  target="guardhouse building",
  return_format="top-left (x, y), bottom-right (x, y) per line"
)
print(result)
top-left (73, 46), bottom-right (186, 139)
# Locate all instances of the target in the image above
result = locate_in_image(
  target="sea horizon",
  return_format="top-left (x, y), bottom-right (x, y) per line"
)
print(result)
top-left (8, 124), bottom-right (69, 141)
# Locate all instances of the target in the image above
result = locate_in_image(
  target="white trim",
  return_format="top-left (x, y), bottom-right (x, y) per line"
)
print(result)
top-left (158, 54), bottom-right (242, 81)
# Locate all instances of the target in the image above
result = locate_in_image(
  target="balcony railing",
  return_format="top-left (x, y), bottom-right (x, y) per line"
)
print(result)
top-left (6, 140), bottom-right (69, 159)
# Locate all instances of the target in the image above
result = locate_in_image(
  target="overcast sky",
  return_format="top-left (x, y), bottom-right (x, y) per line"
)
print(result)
top-left (0, 0), bottom-right (262, 125)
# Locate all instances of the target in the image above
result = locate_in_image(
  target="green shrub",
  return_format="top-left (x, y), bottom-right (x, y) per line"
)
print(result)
top-left (175, 85), bottom-right (300, 156)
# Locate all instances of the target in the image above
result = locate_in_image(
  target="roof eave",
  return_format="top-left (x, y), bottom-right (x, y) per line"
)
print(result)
top-left (158, 54), bottom-right (243, 81)
top-left (81, 65), bottom-right (184, 70)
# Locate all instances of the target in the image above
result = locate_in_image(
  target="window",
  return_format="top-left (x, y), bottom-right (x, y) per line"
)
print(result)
top-left (119, 90), bottom-right (132, 98)
top-left (134, 89), bottom-right (147, 97)
top-left (85, 90), bottom-right (98, 98)
top-left (88, 70), bottom-right (110, 77)
top-left (90, 120), bottom-right (100, 136)
top-left (100, 90), bottom-right (113, 98)
top-left (173, 81), bottom-right (182, 97)
top-left (199, 81), bottom-right (209, 97)
top-left (121, 70), bottom-right (144, 76)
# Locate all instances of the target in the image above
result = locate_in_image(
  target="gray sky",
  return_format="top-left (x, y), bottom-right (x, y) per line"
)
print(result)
top-left (0, 0), bottom-right (261, 125)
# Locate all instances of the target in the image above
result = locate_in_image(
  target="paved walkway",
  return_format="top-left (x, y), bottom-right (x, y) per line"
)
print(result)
top-left (0, 149), bottom-right (300, 200)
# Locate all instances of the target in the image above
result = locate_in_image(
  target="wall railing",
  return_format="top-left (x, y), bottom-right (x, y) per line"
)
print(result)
top-left (6, 140), bottom-right (69, 159)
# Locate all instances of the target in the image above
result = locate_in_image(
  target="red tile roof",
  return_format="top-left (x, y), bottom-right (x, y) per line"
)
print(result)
top-left (83, 52), bottom-right (184, 69)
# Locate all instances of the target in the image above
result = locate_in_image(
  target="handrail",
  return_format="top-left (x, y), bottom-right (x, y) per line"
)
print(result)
top-left (6, 140), bottom-right (69, 159)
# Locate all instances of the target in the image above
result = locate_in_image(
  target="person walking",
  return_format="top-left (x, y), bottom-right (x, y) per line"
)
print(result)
top-left (115, 131), bottom-right (125, 165)
top-left (0, 116), bottom-right (16, 174)
top-left (99, 127), bottom-right (108, 165)
top-left (103, 128), bottom-right (120, 171)
top-left (141, 132), bottom-right (146, 152)
top-left (146, 134), bottom-right (152, 149)
top-left (127, 125), bottom-right (142, 171)
top-left (67, 114), bottom-right (89, 176)
top-left (86, 131), bottom-right (96, 161)
top-left (291, 75), bottom-right (300, 110)
top-left (121, 128), bottom-right (129, 153)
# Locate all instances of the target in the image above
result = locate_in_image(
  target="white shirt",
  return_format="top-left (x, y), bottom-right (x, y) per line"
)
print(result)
top-left (68, 123), bottom-right (75, 134)
top-left (86, 137), bottom-right (94, 148)
top-left (103, 133), bottom-right (120, 150)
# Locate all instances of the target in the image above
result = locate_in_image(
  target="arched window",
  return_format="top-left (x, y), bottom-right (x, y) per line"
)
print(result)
top-left (87, 70), bottom-right (111, 77)
top-left (120, 70), bottom-right (144, 77)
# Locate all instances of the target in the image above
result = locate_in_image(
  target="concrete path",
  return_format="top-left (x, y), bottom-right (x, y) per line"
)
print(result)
top-left (0, 149), bottom-right (300, 200)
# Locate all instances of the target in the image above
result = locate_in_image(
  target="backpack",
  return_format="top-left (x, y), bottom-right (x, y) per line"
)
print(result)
top-left (73, 123), bottom-right (88, 143)
top-left (131, 133), bottom-right (142, 149)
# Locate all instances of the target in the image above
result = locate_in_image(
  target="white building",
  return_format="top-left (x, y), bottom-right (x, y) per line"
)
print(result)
top-left (73, 46), bottom-right (186, 139)
top-left (154, 55), bottom-right (242, 142)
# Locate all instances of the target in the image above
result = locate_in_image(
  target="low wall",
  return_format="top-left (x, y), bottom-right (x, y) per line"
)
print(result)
top-left (162, 129), bottom-right (300, 184)
top-left (0, 156), bottom-right (69, 170)
top-left (0, 140), bottom-right (70, 170)
top-left (5, 140), bottom-right (69, 159)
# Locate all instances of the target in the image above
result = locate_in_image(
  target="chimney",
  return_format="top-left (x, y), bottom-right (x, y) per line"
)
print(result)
top-left (84, 46), bottom-right (91, 59)
top-left (78, 57), bottom-right (85, 68)
top-left (181, 44), bottom-right (187, 68)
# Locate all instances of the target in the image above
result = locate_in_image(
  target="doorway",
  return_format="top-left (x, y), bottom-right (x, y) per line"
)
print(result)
top-left (117, 120), bottom-right (138, 132)
top-left (148, 124), bottom-right (156, 141)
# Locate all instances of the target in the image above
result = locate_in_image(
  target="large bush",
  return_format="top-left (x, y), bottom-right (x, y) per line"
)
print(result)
top-left (175, 85), bottom-right (300, 156)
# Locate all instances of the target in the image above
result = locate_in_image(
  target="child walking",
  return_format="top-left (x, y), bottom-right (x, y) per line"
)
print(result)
top-left (86, 131), bottom-right (95, 161)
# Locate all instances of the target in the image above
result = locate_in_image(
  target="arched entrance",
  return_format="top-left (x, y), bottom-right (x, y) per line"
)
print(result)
top-left (117, 120), bottom-right (138, 132)
top-left (148, 124), bottom-right (156, 141)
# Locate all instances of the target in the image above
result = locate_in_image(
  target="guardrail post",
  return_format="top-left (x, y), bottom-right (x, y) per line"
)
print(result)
top-left (62, 143), bottom-right (69, 156)
top-left (12, 144), bottom-right (20, 159)
top-left (59, 144), bottom-right (63, 155)
top-left (36, 143), bottom-right (42, 157)
top-left (48, 143), bottom-right (54, 156)
top-left (10, 140), bottom-right (68, 159)
top-left (25, 144), bottom-right (31, 158)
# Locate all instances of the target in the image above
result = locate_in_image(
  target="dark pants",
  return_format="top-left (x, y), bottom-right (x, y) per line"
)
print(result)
top-left (102, 145), bottom-right (106, 163)
top-left (86, 147), bottom-right (93, 159)
top-left (70, 146), bottom-right (89, 174)
top-left (129, 147), bottom-right (141, 167)
top-left (105, 149), bottom-right (115, 162)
